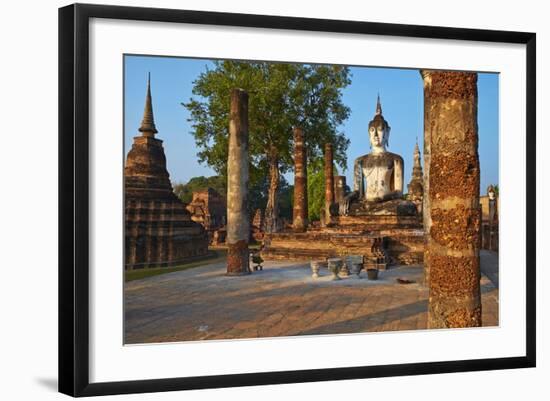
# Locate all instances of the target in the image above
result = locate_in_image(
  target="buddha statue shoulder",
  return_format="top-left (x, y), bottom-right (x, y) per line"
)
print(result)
top-left (340, 96), bottom-right (405, 216)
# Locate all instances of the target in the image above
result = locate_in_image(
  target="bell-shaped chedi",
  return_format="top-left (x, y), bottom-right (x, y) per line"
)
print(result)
top-left (125, 74), bottom-right (208, 269)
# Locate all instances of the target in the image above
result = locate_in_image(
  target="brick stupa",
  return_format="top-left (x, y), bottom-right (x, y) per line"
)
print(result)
top-left (125, 75), bottom-right (208, 269)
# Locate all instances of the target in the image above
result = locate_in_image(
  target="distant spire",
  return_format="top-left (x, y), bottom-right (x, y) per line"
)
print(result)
top-left (376, 93), bottom-right (382, 115)
top-left (413, 139), bottom-right (421, 168)
top-left (139, 72), bottom-right (158, 136)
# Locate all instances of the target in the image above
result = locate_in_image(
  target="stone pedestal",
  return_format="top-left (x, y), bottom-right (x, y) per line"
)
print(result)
top-left (226, 89), bottom-right (250, 275)
top-left (339, 261), bottom-right (350, 277)
top-left (327, 258), bottom-right (342, 280)
top-left (310, 261), bottom-right (321, 278)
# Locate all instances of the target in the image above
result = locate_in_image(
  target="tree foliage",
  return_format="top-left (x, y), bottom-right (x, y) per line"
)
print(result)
top-left (183, 60), bottom-right (351, 230)
top-left (173, 175), bottom-right (294, 220)
top-left (173, 176), bottom-right (226, 204)
top-left (307, 161), bottom-right (325, 222)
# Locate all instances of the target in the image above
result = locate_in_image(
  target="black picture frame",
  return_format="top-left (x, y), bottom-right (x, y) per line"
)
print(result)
top-left (58, 3), bottom-right (536, 397)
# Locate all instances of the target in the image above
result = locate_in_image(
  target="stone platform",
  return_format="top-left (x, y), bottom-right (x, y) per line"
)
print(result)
top-left (262, 196), bottom-right (424, 266)
top-left (261, 230), bottom-right (388, 264)
top-left (261, 216), bottom-right (424, 266)
top-left (124, 251), bottom-right (499, 344)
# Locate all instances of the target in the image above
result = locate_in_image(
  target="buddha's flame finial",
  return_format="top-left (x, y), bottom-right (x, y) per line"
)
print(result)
top-left (376, 93), bottom-right (382, 115)
top-left (139, 72), bottom-right (158, 136)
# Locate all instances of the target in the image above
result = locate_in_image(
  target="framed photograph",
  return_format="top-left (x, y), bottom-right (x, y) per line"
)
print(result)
top-left (58, 3), bottom-right (536, 397)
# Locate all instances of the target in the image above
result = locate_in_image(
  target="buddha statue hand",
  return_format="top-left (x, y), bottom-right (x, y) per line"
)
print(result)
top-left (339, 191), bottom-right (359, 216)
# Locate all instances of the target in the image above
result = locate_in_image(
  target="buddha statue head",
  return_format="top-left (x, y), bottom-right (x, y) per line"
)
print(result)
top-left (368, 95), bottom-right (391, 154)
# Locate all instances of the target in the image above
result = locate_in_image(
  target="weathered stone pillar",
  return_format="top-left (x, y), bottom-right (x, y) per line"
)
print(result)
top-left (334, 176), bottom-right (346, 205)
top-left (420, 71), bottom-right (432, 286)
top-left (292, 127), bottom-right (308, 232)
top-left (226, 89), bottom-right (250, 275)
top-left (425, 71), bottom-right (481, 328)
top-left (324, 143), bottom-right (335, 225)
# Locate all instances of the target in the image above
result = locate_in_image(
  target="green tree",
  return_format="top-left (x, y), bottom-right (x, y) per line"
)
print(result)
top-left (278, 179), bottom-right (294, 222)
top-left (183, 61), bottom-right (351, 233)
top-left (173, 175), bottom-right (226, 203)
top-left (307, 161), bottom-right (325, 222)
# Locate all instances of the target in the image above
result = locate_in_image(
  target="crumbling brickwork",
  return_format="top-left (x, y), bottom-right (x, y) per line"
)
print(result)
top-left (424, 70), bottom-right (482, 328)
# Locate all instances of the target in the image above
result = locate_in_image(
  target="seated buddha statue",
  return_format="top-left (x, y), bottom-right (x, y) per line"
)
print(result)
top-left (340, 96), bottom-right (414, 216)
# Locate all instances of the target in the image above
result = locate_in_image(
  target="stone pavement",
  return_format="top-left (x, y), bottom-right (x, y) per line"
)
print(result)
top-left (125, 251), bottom-right (499, 344)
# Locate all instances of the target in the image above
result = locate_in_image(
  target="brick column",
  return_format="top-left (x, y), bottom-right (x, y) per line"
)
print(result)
top-left (324, 143), bottom-right (335, 225)
top-left (425, 71), bottom-right (482, 328)
top-left (292, 127), bottom-right (308, 232)
top-left (226, 89), bottom-right (250, 275)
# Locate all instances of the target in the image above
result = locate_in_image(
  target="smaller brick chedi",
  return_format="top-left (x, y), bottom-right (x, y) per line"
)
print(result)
top-left (125, 75), bottom-right (208, 269)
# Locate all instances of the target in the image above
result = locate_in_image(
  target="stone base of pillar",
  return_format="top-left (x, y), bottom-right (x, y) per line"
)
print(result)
top-left (428, 297), bottom-right (482, 328)
top-left (427, 254), bottom-right (482, 328)
top-left (226, 240), bottom-right (250, 275)
top-left (293, 216), bottom-right (307, 233)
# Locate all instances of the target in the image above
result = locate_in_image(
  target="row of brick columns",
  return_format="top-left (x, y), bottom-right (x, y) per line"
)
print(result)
top-left (293, 131), bottom-right (346, 231)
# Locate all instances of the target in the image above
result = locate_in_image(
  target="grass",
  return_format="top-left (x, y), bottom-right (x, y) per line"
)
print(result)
top-left (125, 249), bottom-right (227, 282)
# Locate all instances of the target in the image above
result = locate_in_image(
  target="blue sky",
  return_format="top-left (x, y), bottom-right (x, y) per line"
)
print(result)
top-left (124, 55), bottom-right (499, 194)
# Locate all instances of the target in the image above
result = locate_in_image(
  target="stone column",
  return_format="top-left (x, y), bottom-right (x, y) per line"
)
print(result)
top-left (324, 143), bottom-right (335, 225)
top-left (334, 176), bottom-right (346, 205)
top-left (425, 71), bottom-right (482, 328)
top-left (292, 127), bottom-right (308, 232)
top-left (226, 89), bottom-right (250, 275)
top-left (420, 70), bottom-right (432, 285)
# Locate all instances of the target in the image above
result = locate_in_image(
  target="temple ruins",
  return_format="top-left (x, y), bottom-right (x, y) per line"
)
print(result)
top-left (124, 68), bottom-right (496, 335)
top-left (124, 75), bottom-right (208, 269)
top-left (262, 96), bottom-right (424, 267)
top-left (186, 188), bottom-right (226, 244)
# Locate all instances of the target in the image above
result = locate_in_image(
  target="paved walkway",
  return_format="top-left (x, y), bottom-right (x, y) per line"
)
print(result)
top-left (125, 251), bottom-right (499, 344)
